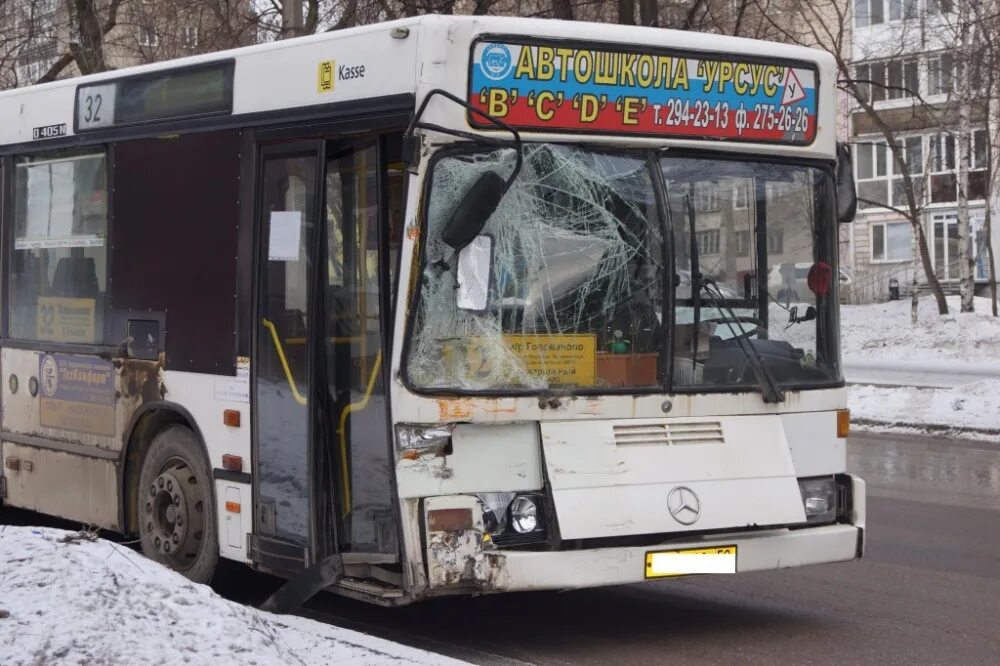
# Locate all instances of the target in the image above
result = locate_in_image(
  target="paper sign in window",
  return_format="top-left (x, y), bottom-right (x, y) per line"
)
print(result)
top-left (268, 211), bottom-right (303, 262)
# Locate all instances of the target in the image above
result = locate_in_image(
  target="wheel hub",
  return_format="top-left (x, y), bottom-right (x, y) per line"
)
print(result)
top-left (144, 462), bottom-right (205, 565)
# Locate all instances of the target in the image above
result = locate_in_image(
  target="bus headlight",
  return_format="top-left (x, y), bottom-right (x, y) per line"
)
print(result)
top-left (797, 476), bottom-right (837, 524)
top-left (510, 495), bottom-right (541, 534)
top-left (474, 492), bottom-right (548, 546)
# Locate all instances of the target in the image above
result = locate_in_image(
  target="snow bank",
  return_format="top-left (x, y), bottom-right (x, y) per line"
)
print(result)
top-left (842, 295), bottom-right (1000, 361)
top-left (0, 526), bottom-right (465, 666)
top-left (849, 380), bottom-right (1000, 437)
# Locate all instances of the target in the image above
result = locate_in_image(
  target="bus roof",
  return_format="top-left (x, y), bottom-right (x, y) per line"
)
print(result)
top-left (0, 15), bottom-right (837, 159)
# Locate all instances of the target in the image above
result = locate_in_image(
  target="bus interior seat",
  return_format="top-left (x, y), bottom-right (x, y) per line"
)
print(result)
top-left (51, 256), bottom-right (99, 299)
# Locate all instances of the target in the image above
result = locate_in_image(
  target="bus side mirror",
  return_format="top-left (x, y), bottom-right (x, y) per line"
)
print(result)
top-left (836, 142), bottom-right (857, 223)
top-left (456, 234), bottom-right (494, 311)
top-left (441, 171), bottom-right (506, 250)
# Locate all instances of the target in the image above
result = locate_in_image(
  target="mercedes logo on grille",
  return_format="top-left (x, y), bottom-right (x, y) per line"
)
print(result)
top-left (667, 486), bottom-right (701, 525)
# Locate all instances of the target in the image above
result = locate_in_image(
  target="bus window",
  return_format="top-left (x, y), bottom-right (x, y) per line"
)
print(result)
top-left (11, 152), bottom-right (108, 344)
top-left (256, 152), bottom-right (318, 548)
top-left (325, 140), bottom-right (395, 554)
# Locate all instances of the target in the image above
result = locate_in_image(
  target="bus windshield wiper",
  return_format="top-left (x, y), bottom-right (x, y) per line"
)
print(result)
top-left (682, 196), bottom-right (784, 404)
top-left (699, 277), bottom-right (785, 403)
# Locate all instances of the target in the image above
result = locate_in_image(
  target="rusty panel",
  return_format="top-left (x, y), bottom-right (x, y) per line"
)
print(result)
top-left (1, 441), bottom-right (120, 530)
top-left (110, 131), bottom-right (240, 375)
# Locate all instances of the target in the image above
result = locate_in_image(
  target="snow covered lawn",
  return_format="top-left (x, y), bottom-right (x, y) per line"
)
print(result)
top-left (842, 296), bottom-right (1000, 436)
top-left (849, 380), bottom-right (1000, 437)
top-left (0, 526), bottom-right (466, 666)
top-left (841, 295), bottom-right (1000, 362)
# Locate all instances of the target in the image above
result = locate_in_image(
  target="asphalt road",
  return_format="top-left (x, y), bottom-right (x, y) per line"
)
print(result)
top-left (4, 432), bottom-right (999, 665)
top-left (296, 432), bottom-right (1000, 665)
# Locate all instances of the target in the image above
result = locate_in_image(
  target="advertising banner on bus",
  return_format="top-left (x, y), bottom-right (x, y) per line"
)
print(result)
top-left (468, 39), bottom-right (817, 144)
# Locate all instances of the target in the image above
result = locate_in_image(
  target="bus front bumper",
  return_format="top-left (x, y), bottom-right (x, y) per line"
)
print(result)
top-left (489, 523), bottom-right (863, 593)
top-left (421, 474), bottom-right (865, 595)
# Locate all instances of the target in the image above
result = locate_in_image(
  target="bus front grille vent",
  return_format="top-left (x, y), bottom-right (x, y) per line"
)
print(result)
top-left (612, 421), bottom-right (724, 447)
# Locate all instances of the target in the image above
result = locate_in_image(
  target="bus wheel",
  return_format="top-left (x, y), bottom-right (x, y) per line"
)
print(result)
top-left (137, 425), bottom-right (218, 584)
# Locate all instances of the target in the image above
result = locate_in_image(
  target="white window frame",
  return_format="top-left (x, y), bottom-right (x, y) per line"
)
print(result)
top-left (138, 24), bottom-right (158, 48)
top-left (695, 229), bottom-right (720, 255)
top-left (181, 25), bottom-right (199, 49)
top-left (870, 220), bottom-right (912, 263)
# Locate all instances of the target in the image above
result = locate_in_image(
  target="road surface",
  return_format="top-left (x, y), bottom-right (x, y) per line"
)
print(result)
top-left (4, 432), bottom-right (998, 664)
top-left (844, 357), bottom-right (1000, 388)
top-left (297, 432), bottom-right (1000, 665)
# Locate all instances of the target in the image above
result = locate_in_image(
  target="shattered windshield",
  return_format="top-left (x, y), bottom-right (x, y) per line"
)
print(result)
top-left (407, 145), bottom-right (664, 391)
top-left (405, 144), bottom-right (839, 395)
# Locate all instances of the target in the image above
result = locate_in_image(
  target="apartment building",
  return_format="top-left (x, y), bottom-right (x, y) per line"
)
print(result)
top-left (849, 0), bottom-right (997, 302)
top-left (7, 1), bottom-right (254, 88)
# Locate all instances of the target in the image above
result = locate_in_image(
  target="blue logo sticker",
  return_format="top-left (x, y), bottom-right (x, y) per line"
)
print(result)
top-left (480, 43), bottom-right (514, 81)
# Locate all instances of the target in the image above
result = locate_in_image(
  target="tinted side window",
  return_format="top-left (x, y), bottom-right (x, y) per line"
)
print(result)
top-left (11, 153), bottom-right (108, 343)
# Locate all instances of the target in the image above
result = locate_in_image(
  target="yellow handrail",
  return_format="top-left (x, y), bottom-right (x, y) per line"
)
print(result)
top-left (338, 350), bottom-right (382, 514)
top-left (261, 318), bottom-right (308, 406)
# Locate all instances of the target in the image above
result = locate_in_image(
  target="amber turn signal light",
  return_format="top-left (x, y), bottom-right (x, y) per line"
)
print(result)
top-left (427, 508), bottom-right (473, 532)
top-left (225, 501), bottom-right (241, 514)
top-left (837, 409), bottom-right (850, 438)
top-left (221, 454), bottom-right (243, 472)
top-left (223, 409), bottom-right (241, 427)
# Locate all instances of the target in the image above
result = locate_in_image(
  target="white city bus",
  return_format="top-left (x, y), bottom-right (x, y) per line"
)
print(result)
top-left (0, 15), bottom-right (863, 608)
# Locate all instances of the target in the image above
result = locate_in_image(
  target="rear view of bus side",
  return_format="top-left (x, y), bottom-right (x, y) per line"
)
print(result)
top-left (0, 15), bottom-right (863, 606)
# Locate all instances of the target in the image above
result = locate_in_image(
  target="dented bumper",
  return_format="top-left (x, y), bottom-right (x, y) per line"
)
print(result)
top-left (420, 475), bottom-right (865, 596)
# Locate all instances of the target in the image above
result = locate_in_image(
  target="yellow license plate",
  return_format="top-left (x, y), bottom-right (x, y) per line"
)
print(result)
top-left (644, 545), bottom-right (737, 578)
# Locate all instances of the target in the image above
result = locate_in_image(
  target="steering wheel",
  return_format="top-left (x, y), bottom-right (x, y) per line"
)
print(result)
top-left (703, 315), bottom-right (763, 341)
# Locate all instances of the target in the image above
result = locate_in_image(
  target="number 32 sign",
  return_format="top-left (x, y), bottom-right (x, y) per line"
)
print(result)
top-left (76, 83), bottom-right (116, 130)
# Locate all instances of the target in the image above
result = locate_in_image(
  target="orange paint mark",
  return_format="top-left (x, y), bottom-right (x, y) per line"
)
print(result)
top-left (438, 399), bottom-right (473, 421)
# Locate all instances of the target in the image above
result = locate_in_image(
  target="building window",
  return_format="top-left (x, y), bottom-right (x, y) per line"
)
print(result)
top-left (734, 230), bottom-right (751, 257)
top-left (733, 180), bottom-right (751, 210)
top-left (927, 53), bottom-right (954, 96)
top-left (10, 152), bottom-right (108, 344)
top-left (181, 25), bottom-right (199, 49)
top-left (767, 228), bottom-right (784, 254)
top-left (695, 229), bottom-right (720, 255)
top-left (930, 134), bottom-right (956, 203)
top-left (856, 58), bottom-right (918, 102)
top-left (856, 140), bottom-right (889, 209)
top-left (695, 182), bottom-right (719, 212)
top-left (927, 0), bottom-right (953, 15)
top-left (872, 221), bottom-right (912, 262)
top-left (892, 136), bottom-right (923, 207)
top-left (138, 25), bottom-right (158, 47)
top-left (855, 0), bottom-right (916, 27)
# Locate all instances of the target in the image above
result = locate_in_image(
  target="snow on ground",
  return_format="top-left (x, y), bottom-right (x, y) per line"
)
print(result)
top-left (842, 295), bottom-right (1000, 436)
top-left (0, 525), bottom-right (466, 666)
top-left (849, 380), bottom-right (1000, 438)
top-left (841, 295), bottom-right (1000, 361)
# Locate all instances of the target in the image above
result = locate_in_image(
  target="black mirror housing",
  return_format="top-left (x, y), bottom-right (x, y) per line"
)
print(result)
top-left (441, 171), bottom-right (507, 250)
top-left (836, 142), bottom-right (857, 223)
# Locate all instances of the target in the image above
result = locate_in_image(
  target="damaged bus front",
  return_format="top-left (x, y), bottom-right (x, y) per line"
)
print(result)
top-left (392, 30), bottom-right (863, 598)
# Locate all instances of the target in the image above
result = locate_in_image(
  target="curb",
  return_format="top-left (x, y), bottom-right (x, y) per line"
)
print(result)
top-left (853, 418), bottom-right (1000, 441)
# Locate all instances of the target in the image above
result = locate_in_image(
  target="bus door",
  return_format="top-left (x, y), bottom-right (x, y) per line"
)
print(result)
top-left (252, 136), bottom-right (400, 577)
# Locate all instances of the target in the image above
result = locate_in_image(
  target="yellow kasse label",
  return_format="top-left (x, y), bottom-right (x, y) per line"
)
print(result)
top-left (645, 545), bottom-right (737, 578)
top-left (317, 60), bottom-right (335, 93)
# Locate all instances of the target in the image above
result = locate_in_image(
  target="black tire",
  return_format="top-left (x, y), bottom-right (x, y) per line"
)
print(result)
top-left (137, 425), bottom-right (219, 584)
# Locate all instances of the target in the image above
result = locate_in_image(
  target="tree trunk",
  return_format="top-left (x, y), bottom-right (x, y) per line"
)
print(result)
top-left (552, 0), bottom-right (574, 20)
top-left (617, 0), bottom-right (636, 25)
top-left (986, 203), bottom-right (998, 315)
top-left (639, 0), bottom-right (658, 27)
top-left (956, 4), bottom-right (975, 312)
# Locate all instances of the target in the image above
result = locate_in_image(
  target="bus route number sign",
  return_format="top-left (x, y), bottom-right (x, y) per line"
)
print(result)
top-left (76, 83), bottom-right (117, 131)
top-left (468, 40), bottom-right (817, 144)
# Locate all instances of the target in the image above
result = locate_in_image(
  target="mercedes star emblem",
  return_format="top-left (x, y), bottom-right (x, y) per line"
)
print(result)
top-left (667, 486), bottom-right (702, 525)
